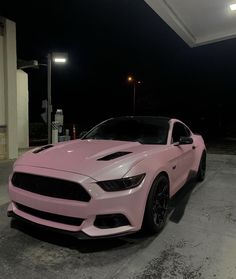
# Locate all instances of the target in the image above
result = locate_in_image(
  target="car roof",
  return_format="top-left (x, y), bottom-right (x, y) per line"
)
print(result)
top-left (112, 116), bottom-right (171, 122)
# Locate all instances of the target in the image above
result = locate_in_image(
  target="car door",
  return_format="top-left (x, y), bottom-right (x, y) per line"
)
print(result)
top-left (170, 121), bottom-right (194, 194)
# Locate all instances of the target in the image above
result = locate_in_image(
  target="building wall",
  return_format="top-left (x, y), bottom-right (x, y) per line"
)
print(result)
top-left (0, 19), bottom-right (6, 159)
top-left (0, 31), bottom-right (5, 126)
top-left (17, 70), bottom-right (29, 149)
top-left (0, 17), bottom-right (18, 159)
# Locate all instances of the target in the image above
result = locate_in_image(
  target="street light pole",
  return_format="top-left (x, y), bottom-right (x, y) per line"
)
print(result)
top-left (47, 53), bottom-right (52, 144)
top-left (128, 76), bottom-right (141, 116)
top-left (133, 82), bottom-right (136, 115)
top-left (47, 52), bottom-right (68, 144)
top-left (18, 54), bottom-right (67, 145)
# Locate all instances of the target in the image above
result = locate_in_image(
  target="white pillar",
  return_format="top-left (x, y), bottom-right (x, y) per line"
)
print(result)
top-left (17, 70), bottom-right (29, 149)
top-left (2, 18), bottom-right (18, 159)
top-left (0, 19), bottom-right (6, 159)
top-left (0, 31), bottom-right (5, 126)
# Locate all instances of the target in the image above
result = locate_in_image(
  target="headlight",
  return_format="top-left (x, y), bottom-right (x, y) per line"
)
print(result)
top-left (97, 173), bottom-right (145, 192)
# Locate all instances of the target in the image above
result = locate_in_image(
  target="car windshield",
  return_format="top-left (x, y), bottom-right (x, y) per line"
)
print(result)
top-left (82, 117), bottom-right (169, 144)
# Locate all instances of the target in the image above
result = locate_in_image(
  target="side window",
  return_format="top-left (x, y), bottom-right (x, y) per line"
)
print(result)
top-left (172, 123), bottom-right (190, 143)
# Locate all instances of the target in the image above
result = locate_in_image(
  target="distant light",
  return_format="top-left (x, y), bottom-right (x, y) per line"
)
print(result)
top-left (128, 76), bottom-right (133, 82)
top-left (137, 81), bottom-right (141, 84)
top-left (52, 52), bottom-right (68, 64)
top-left (53, 58), bottom-right (67, 63)
top-left (230, 4), bottom-right (236, 10)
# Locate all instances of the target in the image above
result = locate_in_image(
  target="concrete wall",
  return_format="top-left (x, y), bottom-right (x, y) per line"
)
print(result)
top-left (17, 70), bottom-right (29, 149)
top-left (0, 17), bottom-right (18, 159)
top-left (0, 26), bottom-right (5, 126)
top-left (0, 19), bottom-right (6, 159)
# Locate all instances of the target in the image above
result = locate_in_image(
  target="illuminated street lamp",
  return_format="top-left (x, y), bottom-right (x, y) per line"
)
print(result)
top-left (47, 52), bottom-right (68, 143)
top-left (128, 76), bottom-right (133, 82)
top-left (18, 54), bottom-right (68, 144)
top-left (127, 76), bottom-right (141, 115)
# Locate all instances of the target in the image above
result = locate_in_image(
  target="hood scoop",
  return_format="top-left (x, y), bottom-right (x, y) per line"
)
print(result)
top-left (97, 151), bottom-right (132, 161)
top-left (33, 144), bottom-right (54, 154)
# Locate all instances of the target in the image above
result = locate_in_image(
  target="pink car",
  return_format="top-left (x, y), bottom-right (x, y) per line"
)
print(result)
top-left (8, 116), bottom-right (206, 238)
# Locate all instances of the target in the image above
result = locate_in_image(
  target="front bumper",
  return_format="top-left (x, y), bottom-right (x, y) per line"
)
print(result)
top-left (8, 165), bottom-right (148, 237)
top-left (7, 209), bottom-right (135, 239)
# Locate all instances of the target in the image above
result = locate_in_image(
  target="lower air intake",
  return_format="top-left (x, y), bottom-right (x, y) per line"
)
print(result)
top-left (16, 203), bottom-right (84, 226)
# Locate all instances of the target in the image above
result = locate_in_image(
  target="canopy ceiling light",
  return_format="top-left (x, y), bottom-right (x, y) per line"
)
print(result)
top-left (230, 4), bottom-right (236, 11)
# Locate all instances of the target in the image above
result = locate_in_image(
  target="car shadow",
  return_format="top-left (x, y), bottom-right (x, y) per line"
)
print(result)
top-left (10, 218), bottom-right (155, 254)
top-left (168, 171), bottom-right (199, 223)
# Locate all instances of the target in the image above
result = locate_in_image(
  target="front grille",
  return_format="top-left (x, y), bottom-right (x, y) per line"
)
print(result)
top-left (11, 172), bottom-right (91, 202)
top-left (16, 203), bottom-right (84, 226)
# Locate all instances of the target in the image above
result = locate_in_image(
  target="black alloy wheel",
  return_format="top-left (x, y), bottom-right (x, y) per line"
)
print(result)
top-left (197, 151), bottom-right (206, 181)
top-left (143, 174), bottom-right (169, 234)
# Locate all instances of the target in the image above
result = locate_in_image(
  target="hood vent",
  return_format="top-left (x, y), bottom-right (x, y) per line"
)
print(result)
top-left (97, 151), bottom-right (132, 161)
top-left (33, 144), bottom-right (54, 154)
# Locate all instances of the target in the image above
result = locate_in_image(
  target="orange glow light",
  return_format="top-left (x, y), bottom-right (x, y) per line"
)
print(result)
top-left (128, 76), bottom-right (133, 82)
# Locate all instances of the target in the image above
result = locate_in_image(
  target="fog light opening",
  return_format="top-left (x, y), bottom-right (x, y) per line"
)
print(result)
top-left (94, 214), bottom-right (130, 229)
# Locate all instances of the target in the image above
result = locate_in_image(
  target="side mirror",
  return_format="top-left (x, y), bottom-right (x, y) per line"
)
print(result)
top-left (79, 131), bottom-right (87, 138)
top-left (179, 136), bottom-right (193, 145)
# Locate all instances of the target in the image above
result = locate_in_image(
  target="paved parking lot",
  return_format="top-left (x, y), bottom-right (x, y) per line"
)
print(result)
top-left (0, 154), bottom-right (236, 279)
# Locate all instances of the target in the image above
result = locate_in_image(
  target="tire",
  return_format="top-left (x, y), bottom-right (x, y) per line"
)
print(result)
top-left (197, 151), bottom-right (206, 181)
top-left (143, 174), bottom-right (169, 234)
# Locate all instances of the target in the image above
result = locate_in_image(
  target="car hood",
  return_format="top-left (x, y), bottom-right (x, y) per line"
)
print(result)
top-left (15, 140), bottom-right (165, 180)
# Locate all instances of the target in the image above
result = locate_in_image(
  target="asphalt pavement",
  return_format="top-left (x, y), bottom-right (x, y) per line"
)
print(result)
top-left (0, 153), bottom-right (236, 279)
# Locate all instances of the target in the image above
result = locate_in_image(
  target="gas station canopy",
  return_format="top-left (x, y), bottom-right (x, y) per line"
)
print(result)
top-left (145, 0), bottom-right (236, 47)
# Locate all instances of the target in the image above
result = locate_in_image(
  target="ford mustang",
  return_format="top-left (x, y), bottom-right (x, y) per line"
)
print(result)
top-left (8, 116), bottom-right (206, 238)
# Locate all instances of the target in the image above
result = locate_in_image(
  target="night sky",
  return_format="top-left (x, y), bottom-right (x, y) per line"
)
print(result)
top-left (2, 0), bottom-right (236, 138)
